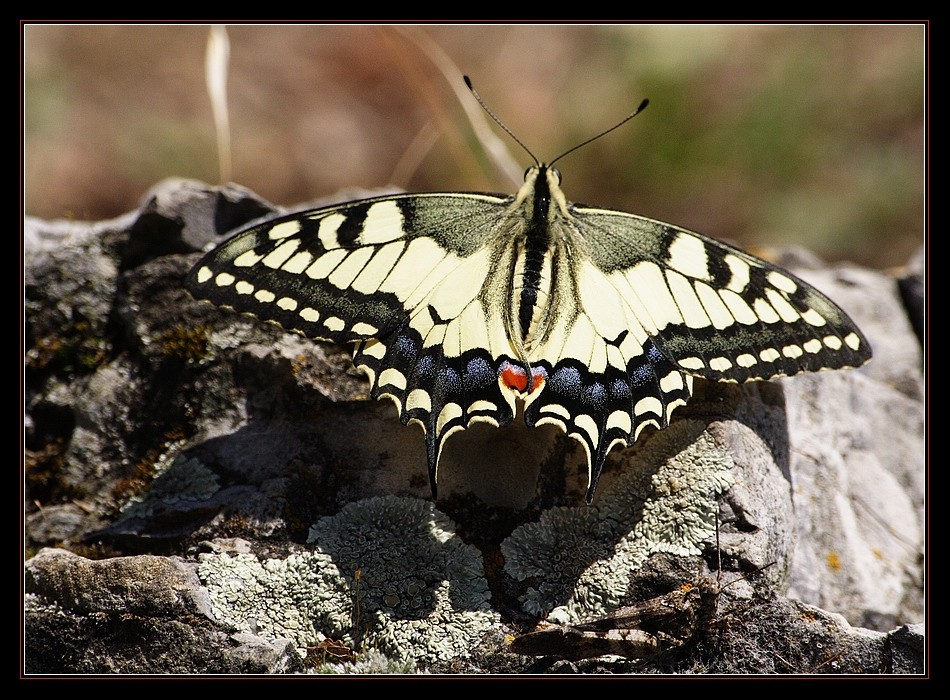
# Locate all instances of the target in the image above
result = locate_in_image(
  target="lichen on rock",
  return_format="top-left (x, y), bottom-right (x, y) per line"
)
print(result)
top-left (501, 420), bottom-right (736, 622)
top-left (308, 495), bottom-right (497, 664)
top-left (118, 454), bottom-right (220, 519)
top-left (198, 495), bottom-right (497, 668)
top-left (198, 549), bottom-right (350, 652)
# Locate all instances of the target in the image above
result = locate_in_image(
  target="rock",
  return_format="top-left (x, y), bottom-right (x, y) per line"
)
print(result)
top-left (23, 179), bottom-right (925, 673)
top-left (25, 547), bottom-right (212, 618)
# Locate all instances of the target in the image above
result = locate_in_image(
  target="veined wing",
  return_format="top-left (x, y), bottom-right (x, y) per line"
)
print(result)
top-left (520, 196), bottom-right (871, 501)
top-left (188, 191), bottom-right (534, 496)
top-left (568, 205), bottom-right (872, 382)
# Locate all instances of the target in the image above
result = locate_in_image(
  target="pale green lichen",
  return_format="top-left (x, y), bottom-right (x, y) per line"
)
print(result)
top-left (198, 549), bottom-right (350, 650)
top-left (119, 454), bottom-right (220, 518)
top-left (198, 495), bottom-right (497, 668)
top-left (308, 495), bottom-right (496, 665)
top-left (502, 420), bottom-right (735, 622)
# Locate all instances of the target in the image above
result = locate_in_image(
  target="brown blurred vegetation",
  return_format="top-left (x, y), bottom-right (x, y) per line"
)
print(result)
top-left (24, 23), bottom-right (924, 269)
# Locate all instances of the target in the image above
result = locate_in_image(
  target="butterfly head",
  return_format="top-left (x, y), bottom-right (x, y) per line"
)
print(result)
top-left (524, 164), bottom-right (561, 185)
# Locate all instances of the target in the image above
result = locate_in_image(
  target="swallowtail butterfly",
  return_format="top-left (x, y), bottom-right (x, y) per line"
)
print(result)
top-left (187, 84), bottom-right (871, 503)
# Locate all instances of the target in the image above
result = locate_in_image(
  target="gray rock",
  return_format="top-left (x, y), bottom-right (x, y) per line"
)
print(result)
top-left (25, 547), bottom-right (213, 618)
top-left (24, 179), bottom-right (925, 674)
top-left (24, 548), bottom-right (301, 673)
top-left (886, 623), bottom-right (925, 674)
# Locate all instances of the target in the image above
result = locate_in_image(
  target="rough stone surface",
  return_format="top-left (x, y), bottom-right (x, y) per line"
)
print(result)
top-left (502, 422), bottom-right (737, 620)
top-left (198, 496), bottom-right (497, 666)
top-left (23, 179), bottom-right (925, 675)
top-left (25, 547), bottom-right (212, 618)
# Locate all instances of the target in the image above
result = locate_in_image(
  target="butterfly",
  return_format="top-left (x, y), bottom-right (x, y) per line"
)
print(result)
top-left (186, 83), bottom-right (871, 503)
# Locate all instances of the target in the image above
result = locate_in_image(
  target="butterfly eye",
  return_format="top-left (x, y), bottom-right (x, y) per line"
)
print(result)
top-left (523, 167), bottom-right (533, 181)
top-left (551, 167), bottom-right (562, 184)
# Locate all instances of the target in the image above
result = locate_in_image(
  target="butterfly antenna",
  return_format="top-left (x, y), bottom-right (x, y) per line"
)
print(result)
top-left (549, 98), bottom-right (649, 167)
top-left (464, 75), bottom-right (540, 166)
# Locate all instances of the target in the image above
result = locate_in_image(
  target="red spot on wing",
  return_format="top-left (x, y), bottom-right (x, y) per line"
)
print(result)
top-left (499, 361), bottom-right (547, 394)
top-left (529, 367), bottom-right (546, 392)
top-left (500, 361), bottom-right (528, 392)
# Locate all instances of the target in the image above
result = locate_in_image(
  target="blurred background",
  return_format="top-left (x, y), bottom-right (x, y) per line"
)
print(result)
top-left (24, 23), bottom-right (924, 269)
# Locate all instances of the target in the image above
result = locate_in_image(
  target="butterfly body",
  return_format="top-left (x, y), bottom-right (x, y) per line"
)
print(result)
top-left (188, 164), bottom-right (870, 502)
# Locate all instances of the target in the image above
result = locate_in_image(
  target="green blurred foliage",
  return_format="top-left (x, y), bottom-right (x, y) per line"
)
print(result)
top-left (24, 23), bottom-right (924, 268)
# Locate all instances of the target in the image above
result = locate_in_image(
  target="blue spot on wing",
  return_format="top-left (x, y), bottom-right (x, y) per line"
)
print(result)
top-left (438, 365), bottom-right (462, 393)
top-left (610, 378), bottom-right (631, 400)
top-left (549, 365), bottom-right (583, 399)
top-left (583, 382), bottom-right (607, 409)
top-left (464, 356), bottom-right (495, 390)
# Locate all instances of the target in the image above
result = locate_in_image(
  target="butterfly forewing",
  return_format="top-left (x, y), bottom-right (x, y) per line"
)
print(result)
top-left (187, 164), bottom-right (871, 502)
top-left (570, 206), bottom-right (872, 382)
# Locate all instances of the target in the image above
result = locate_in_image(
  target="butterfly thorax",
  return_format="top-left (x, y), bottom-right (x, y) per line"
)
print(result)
top-left (501, 166), bottom-right (578, 387)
